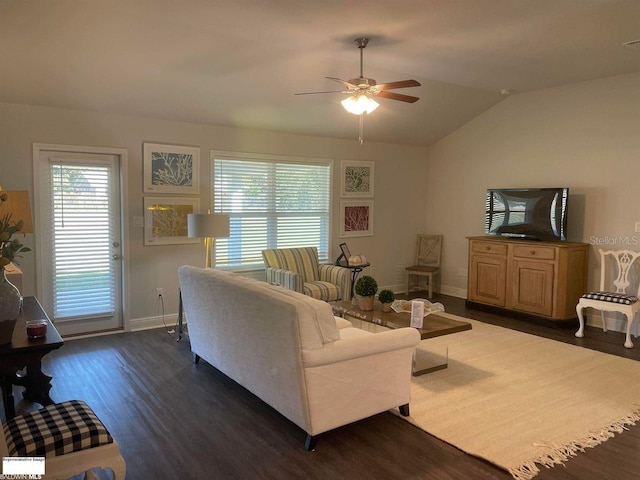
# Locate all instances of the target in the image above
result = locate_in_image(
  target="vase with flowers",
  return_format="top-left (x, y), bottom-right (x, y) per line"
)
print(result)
top-left (0, 191), bottom-right (31, 343)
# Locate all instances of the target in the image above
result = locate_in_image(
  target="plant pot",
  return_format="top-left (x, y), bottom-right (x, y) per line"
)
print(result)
top-left (381, 302), bottom-right (392, 313)
top-left (0, 268), bottom-right (21, 344)
top-left (358, 295), bottom-right (374, 311)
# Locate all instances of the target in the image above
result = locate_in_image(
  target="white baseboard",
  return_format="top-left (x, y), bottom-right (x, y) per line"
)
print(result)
top-left (382, 283), bottom-right (467, 300)
top-left (128, 314), bottom-right (179, 332)
top-left (383, 284), bottom-right (407, 295)
top-left (440, 285), bottom-right (467, 299)
top-left (126, 291), bottom-right (635, 338)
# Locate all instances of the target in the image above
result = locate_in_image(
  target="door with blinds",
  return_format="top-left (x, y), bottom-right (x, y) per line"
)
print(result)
top-left (34, 144), bottom-right (125, 336)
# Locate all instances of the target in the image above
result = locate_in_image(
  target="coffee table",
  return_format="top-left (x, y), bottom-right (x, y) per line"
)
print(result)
top-left (330, 300), bottom-right (472, 375)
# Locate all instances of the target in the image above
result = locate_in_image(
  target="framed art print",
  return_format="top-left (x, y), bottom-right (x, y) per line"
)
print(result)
top-left (144, 197), bottom-right (200, 245)
top-left (341, 160), bottom-right (374, 197)
top-left (340, 200), bottom-right (374, 237)
top-left (143, 143), bottom-right (200, 194)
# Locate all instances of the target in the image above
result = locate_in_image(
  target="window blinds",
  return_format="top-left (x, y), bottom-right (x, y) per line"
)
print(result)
top-left (213, 155), bottom-right (331, 268)
top-left (48, 162), bottom-right (116, 319)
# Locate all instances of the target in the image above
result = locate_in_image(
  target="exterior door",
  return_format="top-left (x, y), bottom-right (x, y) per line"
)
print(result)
top-left (34, 144), bottom-right (126, 336)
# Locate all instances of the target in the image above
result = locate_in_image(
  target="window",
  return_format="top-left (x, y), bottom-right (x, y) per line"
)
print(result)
top-left (212, 152), bottom-right (332, 269)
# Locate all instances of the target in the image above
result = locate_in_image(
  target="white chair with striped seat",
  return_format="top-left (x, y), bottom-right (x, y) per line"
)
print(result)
top-left (576, 249), bottom-right (640, 348)
top-left (1, 400), bottom-right (126, 479)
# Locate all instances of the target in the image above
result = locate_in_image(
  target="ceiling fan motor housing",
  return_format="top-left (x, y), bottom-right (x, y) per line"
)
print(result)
top-left (348, 77), bottom-right (378, 89)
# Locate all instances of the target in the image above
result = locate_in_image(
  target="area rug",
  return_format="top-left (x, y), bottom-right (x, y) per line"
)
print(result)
top-left (395, 314), bottom-right (640, 480)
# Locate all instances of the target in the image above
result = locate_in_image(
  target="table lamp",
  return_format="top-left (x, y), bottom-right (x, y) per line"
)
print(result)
top-left (187, 212), bottom-right (230, 268)
top-left (0, 189), bottom-right (34, 234)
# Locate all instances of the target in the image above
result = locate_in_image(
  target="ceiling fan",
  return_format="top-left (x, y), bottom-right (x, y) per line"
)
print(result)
top-left (295, 37), bottom-right (421, 143)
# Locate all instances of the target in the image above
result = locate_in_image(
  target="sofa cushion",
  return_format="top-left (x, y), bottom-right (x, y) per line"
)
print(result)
top-left (258, 281), bottom-right (340, 346)
top-left (304, 281), bottom-right (341, 302)
top-left (3, 400), bottom-right (113, 457)
top-left (334, 316), bottom-right (352, 329)
top-left (337, 327), bottom-right (373, 339)
top-left (582, 291), bottom-right (638, 305)
top-left (262, 247), bottom-right (320, 282)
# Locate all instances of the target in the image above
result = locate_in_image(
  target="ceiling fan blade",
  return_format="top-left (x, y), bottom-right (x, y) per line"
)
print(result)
top-left (376, 91), bottom-right (420, 103)
top-left (326, 76), bottom-right (359, 89)
top-left (294, 90), bottom-right (350, 96)
top-left (377, 80), bottom-right (421, 90)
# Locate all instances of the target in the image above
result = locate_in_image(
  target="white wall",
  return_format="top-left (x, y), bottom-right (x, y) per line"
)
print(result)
top-left (425, 72), bottom-right (640, 328)
top-left (6, 72), bottom-right (636, 331)
top-left (0, 102), bottom-right (428, 328)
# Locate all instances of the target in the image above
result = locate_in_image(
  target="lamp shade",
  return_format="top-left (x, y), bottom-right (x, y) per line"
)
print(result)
top-left (187, 213), bottom-right (230, 239)
top-left (341, 94), bottom-right (379, 115)
top-left (0, 190), bottom-right (33, 234)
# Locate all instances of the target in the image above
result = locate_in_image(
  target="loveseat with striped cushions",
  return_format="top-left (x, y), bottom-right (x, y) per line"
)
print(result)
top-left (262, 247), bottom-right (351, 302)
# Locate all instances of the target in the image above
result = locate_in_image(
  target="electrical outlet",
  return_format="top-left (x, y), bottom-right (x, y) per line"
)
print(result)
top-left (635, 221), bottom-right (640, 233)
top-left (156, 288), bottom-right (164, 298)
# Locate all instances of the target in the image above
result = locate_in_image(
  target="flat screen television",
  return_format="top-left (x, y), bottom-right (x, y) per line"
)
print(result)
top-left (485, 187), bottom-right (569, 241)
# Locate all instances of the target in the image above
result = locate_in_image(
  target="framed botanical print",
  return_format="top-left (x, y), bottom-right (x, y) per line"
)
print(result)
top-left (341, 160), bottom-right (374, 197)
top-left (143, 143), bottom-right (200, 194)
top-left (340, 200), bottom-right (374, 237)
top-left (144, 197), bottom-right (200, 245)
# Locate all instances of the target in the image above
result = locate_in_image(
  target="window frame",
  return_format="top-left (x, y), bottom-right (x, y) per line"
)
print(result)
top-left (210, 150), bottom-right (334, 271)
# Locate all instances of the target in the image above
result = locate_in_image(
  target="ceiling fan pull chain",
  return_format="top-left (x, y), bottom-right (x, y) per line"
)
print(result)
top-left (359, 114), bottom-right (364, 145)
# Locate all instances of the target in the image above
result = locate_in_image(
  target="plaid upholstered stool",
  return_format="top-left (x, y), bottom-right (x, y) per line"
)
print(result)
top-left (1, 400), bottom-right (125, 479)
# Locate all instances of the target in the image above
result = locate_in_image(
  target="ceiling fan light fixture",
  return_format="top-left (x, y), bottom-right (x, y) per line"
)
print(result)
top-left (341, 94), bottom-right (379, 115)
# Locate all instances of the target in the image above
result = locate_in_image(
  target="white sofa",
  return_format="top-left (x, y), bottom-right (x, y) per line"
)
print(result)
top-left (177, 266), bottom-right (420, 450)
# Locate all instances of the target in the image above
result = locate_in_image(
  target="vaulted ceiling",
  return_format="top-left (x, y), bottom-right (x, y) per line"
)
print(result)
top-left (1, 0), bottom-right (639, 146)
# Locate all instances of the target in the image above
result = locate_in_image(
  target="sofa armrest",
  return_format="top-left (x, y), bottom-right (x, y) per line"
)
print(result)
top-left (318, 264), bottom-right (351, 301)
top-left (301, 328), bottom-right (420, 367)
top-left (334, 316), bottom-right (352, 329)
top-left (265, 267), bottom-right (304, 293)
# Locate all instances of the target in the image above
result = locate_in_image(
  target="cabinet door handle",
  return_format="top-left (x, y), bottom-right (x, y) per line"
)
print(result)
top-left (530, 250), bottom-right (536, 255)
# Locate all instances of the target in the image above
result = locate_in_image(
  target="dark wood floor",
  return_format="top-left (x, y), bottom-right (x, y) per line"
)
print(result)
top-left (9, 293), bottom-right (640, 479)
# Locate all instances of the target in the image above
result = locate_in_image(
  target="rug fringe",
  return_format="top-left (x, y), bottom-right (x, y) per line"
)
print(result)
top-left (509, 408), bottom-right (640, 480)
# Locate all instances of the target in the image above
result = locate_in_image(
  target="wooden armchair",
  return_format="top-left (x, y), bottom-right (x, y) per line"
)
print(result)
top-left (406, 234), bottom-right (442, 298)
top-left (262, 247), bottom-right (351, 301)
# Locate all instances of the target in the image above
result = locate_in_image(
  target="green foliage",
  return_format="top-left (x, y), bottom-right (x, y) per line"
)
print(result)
top-left (355, 275), bottom-right (378, 297)
top-left (378, 289), bottom-right (395, 304)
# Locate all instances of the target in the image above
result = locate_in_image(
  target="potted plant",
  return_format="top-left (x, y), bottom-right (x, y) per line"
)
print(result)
top-left (355, 275), bottom-right (378, 311)
top-left (378, 289), bottom-right (395, 312)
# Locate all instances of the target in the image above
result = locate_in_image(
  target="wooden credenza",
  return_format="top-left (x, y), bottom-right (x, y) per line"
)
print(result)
top-left (466, 236), bottom-right (589, 324)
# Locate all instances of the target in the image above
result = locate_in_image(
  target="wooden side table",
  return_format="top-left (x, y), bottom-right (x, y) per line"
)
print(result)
top-left (0, 296), bottom-right (64, 421)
